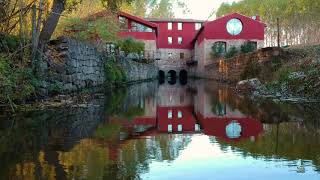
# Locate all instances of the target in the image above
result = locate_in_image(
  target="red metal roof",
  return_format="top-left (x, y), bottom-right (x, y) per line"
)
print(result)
top-left (118, 11), bottom-right (158, 29)
top-left (145, 18), bottom-right (205, 23)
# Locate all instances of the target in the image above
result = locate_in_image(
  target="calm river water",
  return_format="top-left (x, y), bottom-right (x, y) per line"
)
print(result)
top-left (0, 79), bottom-right (320, 180)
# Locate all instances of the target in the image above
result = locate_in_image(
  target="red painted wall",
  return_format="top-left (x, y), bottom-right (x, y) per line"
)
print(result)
top-left (157, 106), bottom-right (197, 132)
top-left (119, 32), bottom-right (157, 40)
top-left (151, 21), bottom-right (201, 49)
top-left (196, 13), bottom-right (265, 44)
top-left (118, 12), bottom-right (157, 41)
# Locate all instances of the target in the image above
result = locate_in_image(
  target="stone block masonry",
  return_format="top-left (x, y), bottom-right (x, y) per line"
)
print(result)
top-left (119, 58), bottom-right (158, 83)
top-left (190, 47), bottom-right (283, 83)
top-left (46, 36), bottom-right (158, 93)
top-left (46, 36), bottom-right (105, 93)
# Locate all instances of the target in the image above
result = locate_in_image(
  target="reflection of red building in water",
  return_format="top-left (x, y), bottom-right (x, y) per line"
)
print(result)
top-left (196, 113), bottom-right (263, 142)
top-left (157, 106), bottom-right (199, 133)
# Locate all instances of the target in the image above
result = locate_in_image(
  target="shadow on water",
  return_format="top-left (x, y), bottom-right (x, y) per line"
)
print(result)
top-left (0, 80), bottom-right (320, 179)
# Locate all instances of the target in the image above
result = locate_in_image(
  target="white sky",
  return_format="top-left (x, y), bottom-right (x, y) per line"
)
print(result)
top-left (174, 0), bottom-right (241, 20)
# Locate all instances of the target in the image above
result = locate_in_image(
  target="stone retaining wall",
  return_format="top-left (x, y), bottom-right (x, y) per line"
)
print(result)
top-left (46, 36), bottom-right (158, 93)
top-left (190, 47), bottom-right (283, 82)
top-left (119, 58), bottom-right (158, 83)
top-left (46, 37), bottom-right (105, 93)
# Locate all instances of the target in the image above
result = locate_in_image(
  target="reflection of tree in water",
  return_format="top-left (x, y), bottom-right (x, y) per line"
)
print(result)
top-left (116, 134), bottom-right (192, 179)
top-left (209, 122), bottom-right (320, 172)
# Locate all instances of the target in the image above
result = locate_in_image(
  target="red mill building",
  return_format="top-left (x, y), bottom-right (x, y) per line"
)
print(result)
top-left (117, 11), bottom-right (265, 76)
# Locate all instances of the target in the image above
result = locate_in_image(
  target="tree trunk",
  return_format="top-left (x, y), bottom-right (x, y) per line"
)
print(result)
top-left (38, 0), bottom-right (65, 47)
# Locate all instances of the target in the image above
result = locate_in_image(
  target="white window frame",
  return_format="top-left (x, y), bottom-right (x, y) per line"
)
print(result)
top-left (178, 111), bottom-right (182, 118)
top-left (168, 110), bottom-right (173, 119)
top-left (178, 22), bottom-right (183, 30)
top-left (168, 36), bottom-right (173, 45)
top-left (195, 23), bottom-right (202, 30)
top-left (168, 22), bottom-right (173, 30)
top-left (178, 124), bottom-right (183, 132)
top-left (168, 124), bottom-right (173, 132)
top-left (178, 37), bottom-right (183, 44)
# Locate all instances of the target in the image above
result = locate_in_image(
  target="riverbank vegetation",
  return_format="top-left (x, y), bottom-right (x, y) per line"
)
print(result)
top-left (240, 45), bottom-right (320, 100)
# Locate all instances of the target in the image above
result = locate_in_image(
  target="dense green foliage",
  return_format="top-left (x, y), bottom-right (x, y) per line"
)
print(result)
top-left (62, 14), bottom-right (119, 43)
top-left (224, 46), bottom-right (239, 59)
top-left (240, 41), bottom-right (257, 53)
top-left (0, 33), bottom-right (20, 53)
top-left (118, 37), bottom-right (145, 56)
top-left (121, 0), bottom-right (189, 18)
top-left (216, 0), bottom-right (320, 46)
top-left (104, 57), bottom-right (127, 85)
top-left (0, 54), bottom-right (41, 108)
top-left (211, 42), bottom-right (225, 58)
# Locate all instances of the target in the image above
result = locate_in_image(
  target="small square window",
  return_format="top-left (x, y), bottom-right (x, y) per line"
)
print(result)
top-left (168, 124), bottom-right (173, 132)
top-left (178, 22), bottom-right (183, 30)
top-left (168, 22), bottom-right (172, 30)
top-left (178, 37), bottom-right (183, 44)
top-left (195, 23), bottom-right (202, 30)
top-left (178, 124), bottom-right (183, 132)
top-left (168, 110), bottom-right (173, 119)
top-left (180, 53), bottom-right (184, 59)
top-left (178, 111), bottom-right (182, 118)
top-left (168, 36), bottom-right (173, 44)
top-left (195, 124), bottom-right (200, 131)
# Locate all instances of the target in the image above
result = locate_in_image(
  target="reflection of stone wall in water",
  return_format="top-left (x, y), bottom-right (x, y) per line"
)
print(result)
top-left (157, 84), bottom-right (193, 107)
top-left (27, 98), bottom-right (105, 151)
top-left (121, 81), bottom-right (158, 117)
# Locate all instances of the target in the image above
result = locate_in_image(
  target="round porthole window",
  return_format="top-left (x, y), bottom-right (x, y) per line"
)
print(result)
top-left (226, 18), bottom-right (243, 36)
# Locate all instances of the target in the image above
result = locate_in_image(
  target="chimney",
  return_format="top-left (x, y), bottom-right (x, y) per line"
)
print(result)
top-left (255, 15), bottom-right (261, 21)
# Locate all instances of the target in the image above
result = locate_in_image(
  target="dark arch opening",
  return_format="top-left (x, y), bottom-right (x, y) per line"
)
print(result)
top-left (179, 69), bottom-right (188, 85)
top-left (158, 70), bottom-right (165, 84)
top-left (168, 70), bottom-right (177, 85)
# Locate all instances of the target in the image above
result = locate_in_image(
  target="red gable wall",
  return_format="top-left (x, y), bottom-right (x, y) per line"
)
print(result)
top-left (151, 21), bottom-right (202, 49)
top-left (196, 13), bottom-right (265, 44)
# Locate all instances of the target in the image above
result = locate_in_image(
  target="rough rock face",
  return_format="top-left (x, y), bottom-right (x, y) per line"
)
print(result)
top-left (46, 37), bottom-right (159, 94)
top-left (236, 78), bottom-right (270, 96)
top-left (46, 36), bottom-right (105, 93)
top-left (119, 58), bottom-right (158, 83)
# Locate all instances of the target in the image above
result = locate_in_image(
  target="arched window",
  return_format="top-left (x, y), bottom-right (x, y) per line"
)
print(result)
top-left (211, 41), bottom-right (226, 58)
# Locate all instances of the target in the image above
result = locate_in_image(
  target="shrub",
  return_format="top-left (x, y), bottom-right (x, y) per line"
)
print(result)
top-left (104, 58), bottom-right (126, 85)
top-left (240, 60), bottom-right (262, 80)
top-left (240, 41), bottom-right (257, 53)
top-left (274, 66), bottom-right (294, 83)
top-left (225, 46), bottom-right (239, 59)
top-left (211, 42), bottom-right (225, 58)
top-left (118, 37), bottom-right (145, 56)
top-left (0, 33), bottom-right (19, 53)
top-left (0, 54), bottom-right (41, 108)
top-left (61, 13), bottom-right (119, 43)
